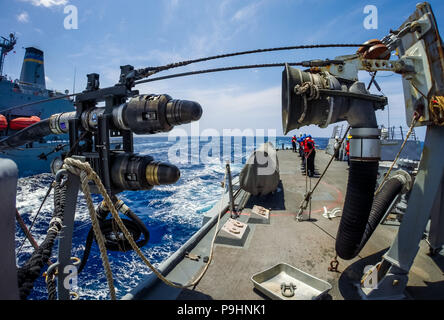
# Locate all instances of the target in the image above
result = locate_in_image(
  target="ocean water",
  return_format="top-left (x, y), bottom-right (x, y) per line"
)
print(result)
top-left (14, 136), bottom-right (329, 300)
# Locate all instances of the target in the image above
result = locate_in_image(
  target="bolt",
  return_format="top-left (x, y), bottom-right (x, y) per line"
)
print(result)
top-left (393, 279), bottom-right (399, 286)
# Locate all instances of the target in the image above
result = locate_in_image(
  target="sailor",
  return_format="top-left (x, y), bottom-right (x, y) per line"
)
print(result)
top-left (299, 134), bottom-right (306, 158)
top-left (305, 135), bottom-right (316, 177)
top-left (300, 134), bottom-right (307, 171)
top-left (345, 136), bottom-right (351, 166)
top-left (333, 137), bottom-right (340, 161)
top-left (291, 135), bottom-right (297, 152)
top-left (296, 134), bottom-right (302, 156)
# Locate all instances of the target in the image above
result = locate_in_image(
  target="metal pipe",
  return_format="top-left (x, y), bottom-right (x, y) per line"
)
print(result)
top-left (226, 162), bottom-right (237, 218)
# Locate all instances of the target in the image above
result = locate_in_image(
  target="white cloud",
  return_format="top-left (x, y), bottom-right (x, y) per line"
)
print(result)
top-left (169, 0), bottom-right (180, 8)
top-left (232, 2), bottom-right (262, 22)
top-left (160, 0), bottom-right (263, 60)
top-left (17, 11), bottom-right (29, 23)
top-left (21, 0), bottom-right (68, 7)
top-left (169, 85), bottom-right (282, 133)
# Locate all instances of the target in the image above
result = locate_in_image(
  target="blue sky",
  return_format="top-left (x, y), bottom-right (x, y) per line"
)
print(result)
top-left (2, 0), bottom-right (444, 140)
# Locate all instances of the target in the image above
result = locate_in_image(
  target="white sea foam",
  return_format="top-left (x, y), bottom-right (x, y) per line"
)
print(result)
top-left (14, 137), bottom-right (249, 299)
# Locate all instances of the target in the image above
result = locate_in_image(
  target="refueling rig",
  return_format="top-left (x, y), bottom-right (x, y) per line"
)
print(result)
top-left (0, 1), bottom-right (443, 300)
top-left (281, 2), bottom-right (444, 299)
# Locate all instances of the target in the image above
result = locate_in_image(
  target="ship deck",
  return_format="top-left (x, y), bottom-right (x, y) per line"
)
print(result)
top-left (126, 149), bottom-right (444, 300)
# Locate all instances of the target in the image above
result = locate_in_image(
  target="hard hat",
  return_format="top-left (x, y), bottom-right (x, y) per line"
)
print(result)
top-left (348, 135), bottom-right (352, 139)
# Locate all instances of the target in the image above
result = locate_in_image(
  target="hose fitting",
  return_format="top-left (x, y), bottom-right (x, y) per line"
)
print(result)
top-left (349, 128), bottom-right (381, 161)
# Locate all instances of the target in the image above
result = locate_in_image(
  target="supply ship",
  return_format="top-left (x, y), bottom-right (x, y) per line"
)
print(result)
top-left (0, 33), bottom-right (74, 176)
top-left (0, 2), bottom-right (443, 302)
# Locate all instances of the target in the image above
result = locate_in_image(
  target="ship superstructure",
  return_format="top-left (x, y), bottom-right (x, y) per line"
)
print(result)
top-left (0, 34), bottom-right (74, 176)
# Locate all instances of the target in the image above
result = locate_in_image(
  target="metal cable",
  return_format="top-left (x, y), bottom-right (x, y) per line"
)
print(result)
top-left (296, 126), bottom-right (350, 219)
top-left (16, 182), bottom-right (55, 255)
top-left (135, 62), bottom-right (305, 85)
top-left (140, 43), bottom-right (371, 77)
top-left (0, 93), bottom-right (78, 115)
top-left (15, 209), bottom-right (39, 252)
top-left (2, 42), bottom-right (367, 112)
top-left (15, 131), bottom-right (89, 256)
top-left (374, 113), bottom-right (420, 195)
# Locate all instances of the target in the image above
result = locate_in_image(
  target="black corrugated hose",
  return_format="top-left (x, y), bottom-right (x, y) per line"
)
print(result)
top-left (336, 162), bottom-right (404, 260)
top-left (0, 118), bottom-right (52, 151)
top-left (358, 177), bottom-right (403, 253)
top-left (77, 205), bottom-right (149, 274)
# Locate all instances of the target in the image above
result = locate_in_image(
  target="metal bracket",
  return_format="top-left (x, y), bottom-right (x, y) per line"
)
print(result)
top-left (56, 169), bottom-right (81, 300)
top-left (360, 125), bottom-right (444, 299)
top-left (360, 265), bottom-right (409, 300)
top-left (226, 163), bottom-right (238, 218)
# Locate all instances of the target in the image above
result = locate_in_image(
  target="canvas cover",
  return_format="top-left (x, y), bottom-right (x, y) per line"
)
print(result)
top-left (239, 142), bottom-right (280, 196)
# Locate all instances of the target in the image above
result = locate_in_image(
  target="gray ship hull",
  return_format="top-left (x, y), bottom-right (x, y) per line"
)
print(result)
top-left (0, 140), bottom-right (67, 176)
top-left (0, 44), bottom-right (74, 176)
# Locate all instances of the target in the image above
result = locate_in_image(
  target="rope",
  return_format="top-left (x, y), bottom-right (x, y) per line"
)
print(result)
top-left (296, 126), bottom-right (350, 219)
top-left (374, 112), bottom-right (420, 195)
top-left (62, 157), bottom-right (227, 297)
top-left (15, 209), bottom-right (39, 251)
top-left (77, 202), bottom-right (149, 273)
top-left (45, 265), bottom-right (57, 300)
top-left (16, 179), bottom-right (66, 300)
top-left (430, 96), bottom-right (444, 126)
top-left (294, 82), bottom-right (320, 124)
top-left (79, 168), bottom-right (117, 299)
top-left (16, 181), bottom-right (55, 255)
top-left (44, 257), bottom-right (81, 300)
top-left (61, 160), bottom-right (116, 300)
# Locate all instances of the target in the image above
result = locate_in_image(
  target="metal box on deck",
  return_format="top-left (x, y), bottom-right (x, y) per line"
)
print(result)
top-left (251, 263), bottom-right (332, 300)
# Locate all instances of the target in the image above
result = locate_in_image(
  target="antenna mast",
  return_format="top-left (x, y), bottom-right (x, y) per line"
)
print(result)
top-left (0, 33), bottom-right (17, 77)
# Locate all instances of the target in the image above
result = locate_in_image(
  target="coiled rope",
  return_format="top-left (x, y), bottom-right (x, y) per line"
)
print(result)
top-left (61, 159), bottom-right (116, 300)
top-left (16, 179), bottom-right (66, 300)
top-left (430, 96), bottom-right (444, 126)
top-left (61, 157), bottom-right (226, 299)
top-left (294, 82), bottom-right (321, 124)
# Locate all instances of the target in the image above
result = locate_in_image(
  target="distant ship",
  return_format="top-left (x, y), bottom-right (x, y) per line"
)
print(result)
top-left (0, 33), bottom-right (74, 176)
